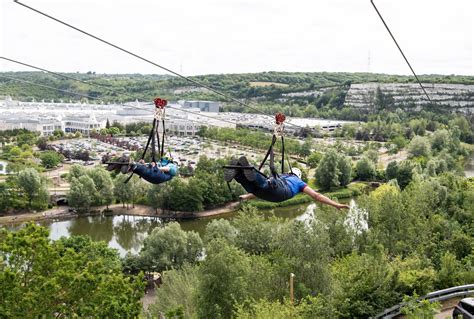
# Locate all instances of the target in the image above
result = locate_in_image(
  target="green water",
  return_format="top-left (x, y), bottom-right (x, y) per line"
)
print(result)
top-left (16, 203), bottom-right (315, 257)
top-left (8, 195), bottom-right (359, 257)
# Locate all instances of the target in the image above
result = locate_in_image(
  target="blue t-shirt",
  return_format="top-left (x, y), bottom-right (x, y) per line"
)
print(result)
top-left (281, 174), bottom-right (307, 197)
top-left (158, 159), bottom-right (178, 176)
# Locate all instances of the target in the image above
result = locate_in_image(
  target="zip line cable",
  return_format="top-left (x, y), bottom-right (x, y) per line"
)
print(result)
top-left (0, 56), bottom-right (239, 126)
top-left (370, 0), bottom-right (433, 105)
top-left (13, 0), bottom-right (311, 130)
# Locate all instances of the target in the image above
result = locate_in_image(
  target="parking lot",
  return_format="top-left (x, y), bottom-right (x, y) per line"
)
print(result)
top-left (50, 136), bottom-right (263, 168)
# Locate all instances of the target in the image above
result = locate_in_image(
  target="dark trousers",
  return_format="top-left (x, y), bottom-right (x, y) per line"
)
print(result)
top-left (133, 164), bottom-right (172, 185)
top-left (235, 170), bottom-right (293, 202)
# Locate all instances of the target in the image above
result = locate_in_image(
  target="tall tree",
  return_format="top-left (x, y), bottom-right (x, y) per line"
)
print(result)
top-left (139, 222), bottom-right (203, 272)
top-left (0, 224), bottom-right (144, 318)
top-left (16, 168), bottom-right (48, 209)
top-left (67, 175), bottom-right (96, 212)
top-left (88, 167), bottom-right (114, 209)
top-left (315, 149), bottom-right (345, 190)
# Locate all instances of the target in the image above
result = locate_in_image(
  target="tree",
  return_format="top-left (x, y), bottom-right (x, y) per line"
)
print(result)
top-left (67, 175), bottom-right (96, 212)
top-left (68, 164), bottom-right (87, 182)
top-left (430, 129), bottom-right (450, 152)
top-left (40, 151), bottom-right (63, 168)
top-left (204, 219), bottom-right (238, 244)
top-left (331, 250), bottom-right (399, 318)
top-left (0, 224), bottom-right (144, 318)
top-left (315, 149), bottom-right (340, 190)
top-left (128, 176), bottom-right (148, 208)
top-left (396, 161), bottom-right (415, 189)
top-left (197, 239), bottom-right (252, 319)
top-left (232, 206), bottom-right (277, 255)
top-left (149, 264), bottom-right (200, 319)
top-left (17, 168), bottom-right (48, 209)
top-left (407, 136), bottom-right (431, 158)
top-left (36, 136), bottom-right (48, 150)
top-left (356, 157), bottom-right (376, 181)
top-left (400, 294), bottom-right (440, 318)
top-left (53, 129), bottom-right (64, 138)
top-left (386, 161), bottom-right (398, 181)
top-left (139, 222), bottom-right (203, 272)
top-left (88, 167), bottom-right (114, 209)
top-left (307, 152), bottom-right (322, 168)
top-left (300, 138), bottom-right (313, 157)
top-left (338, 155), bottom-right (352, 186)
top-left (114, 174), bottom-right (134, 208)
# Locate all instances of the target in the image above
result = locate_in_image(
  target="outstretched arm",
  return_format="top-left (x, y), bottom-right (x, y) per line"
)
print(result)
top-left (303, 187), bottom-right (350, 210)
top-left (148, 161), bottom-right (171, 173)
top-left (239, 193), bottom-right (257, 201)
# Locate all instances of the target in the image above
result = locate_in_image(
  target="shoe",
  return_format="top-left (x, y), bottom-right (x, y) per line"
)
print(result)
top-left (106, 163), bottom-right (118, 171)
top-left (106, 156), bottom-right (127, 172)
top-left (238, 156), bottom-right (256, 182)
top-left (224, 159), bottom-right (239, 182)
top-left (120, 157), bottom-right (134, 174)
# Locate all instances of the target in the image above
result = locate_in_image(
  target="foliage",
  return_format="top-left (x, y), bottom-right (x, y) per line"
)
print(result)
top-left (407, 135), bottom-right (431, 158)
top-left (148, 264), bottom-right (200, 319)
top-left (16, 168), bottom-right (48, 209)
top-left (197, 239), bottom-right (252, 319)
top-left (330, 250), bottom-right (399, 318)
top-left (315, 149), bottom-right (352, 190)
top-left (0, 224), bottom-right (144, 319)
top-left (400, 294), bottom-right (441, 318)
top-left (355, 156), bottom-right (376, 181)
top-left (67, 175), bottom-right (96, 212)
top-left (40, 150), bottom-right (64, 168)
top-left (203, 219), bottom-right (238, 244)
top-left (139, 222), bottom-right (203, 272)
top-left (88, 167), bottom-right (114, 208)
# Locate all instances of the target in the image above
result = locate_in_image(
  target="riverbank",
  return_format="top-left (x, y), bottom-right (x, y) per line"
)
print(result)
top-left (0, 182), bottom-right (370, 226)
top-left (0, 201), bottom-right (242, 226)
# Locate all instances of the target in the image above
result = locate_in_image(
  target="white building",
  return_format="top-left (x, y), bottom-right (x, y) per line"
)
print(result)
top-left (0, 118), bottom-right (63, 136)
top-left (167, 118), bottom-right (201, 136)
top-left (64, 114), bottom-right (105, 135)
top-left (182, 100), bottom-right (220, 112)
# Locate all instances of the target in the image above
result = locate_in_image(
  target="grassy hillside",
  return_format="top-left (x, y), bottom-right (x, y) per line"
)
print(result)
top-left (1, 71), bottom-right (473, 103)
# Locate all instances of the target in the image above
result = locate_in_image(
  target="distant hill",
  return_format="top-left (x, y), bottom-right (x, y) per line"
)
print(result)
top-left (1, 71), bottom-right (473, 113)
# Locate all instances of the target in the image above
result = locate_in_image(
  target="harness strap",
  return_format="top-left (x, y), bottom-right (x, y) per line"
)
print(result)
top-left (151, 121), bottom-right (157, 164)
top-left (281, 136), bottom-right (285, 174)
top-left (124, 118), bottom-right (156, 184)
top-left (160, 118), bottom-right (166, 159)
top-left (258, 134), bottom-right (277, 171)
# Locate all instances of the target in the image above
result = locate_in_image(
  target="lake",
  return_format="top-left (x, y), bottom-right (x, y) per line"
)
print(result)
top-left (13, 202), bottom-right (352, 257)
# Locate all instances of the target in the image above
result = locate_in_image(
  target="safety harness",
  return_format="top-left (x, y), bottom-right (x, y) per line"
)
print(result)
top-left (124, 97), bottom-right (168, 183)
top-left (223, 112), bottom-right (292, 197)
top-left (257, 112), bottom-right (291, 178)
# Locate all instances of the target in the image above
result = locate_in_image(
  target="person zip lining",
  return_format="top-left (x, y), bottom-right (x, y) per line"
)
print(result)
top-left (224, 113), bottom-right (349, 210)
top-left (106, 97), bottom-right (178, 184)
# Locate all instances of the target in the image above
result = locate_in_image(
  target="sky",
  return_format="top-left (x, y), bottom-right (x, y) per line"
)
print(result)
top-left (0, 0), bottom-right (473, 76)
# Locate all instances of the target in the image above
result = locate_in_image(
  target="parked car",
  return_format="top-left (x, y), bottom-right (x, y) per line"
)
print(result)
top-left (453, 298), bottom-right (474, 319)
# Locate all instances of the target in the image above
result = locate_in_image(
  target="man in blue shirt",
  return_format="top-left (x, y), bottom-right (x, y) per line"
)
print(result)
top-left (226, 157), bottom-right (349, 209)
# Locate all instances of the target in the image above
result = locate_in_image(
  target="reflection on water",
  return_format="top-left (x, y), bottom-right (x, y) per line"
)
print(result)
top-left (17, 199), bottom-right (366, 257)
top-left (344, 200), bottom-right (368, 235)
top-left (40, 215), bottom-right (163, 257)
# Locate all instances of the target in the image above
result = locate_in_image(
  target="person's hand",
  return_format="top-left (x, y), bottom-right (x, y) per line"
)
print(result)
top-left (336, 203), bottom-right (350, 210)
top-left (239, 194), bottom-right (247, 201)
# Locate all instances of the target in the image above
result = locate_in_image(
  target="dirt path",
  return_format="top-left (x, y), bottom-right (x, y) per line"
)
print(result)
top-left (0, 201), bottom-right (242, 225)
